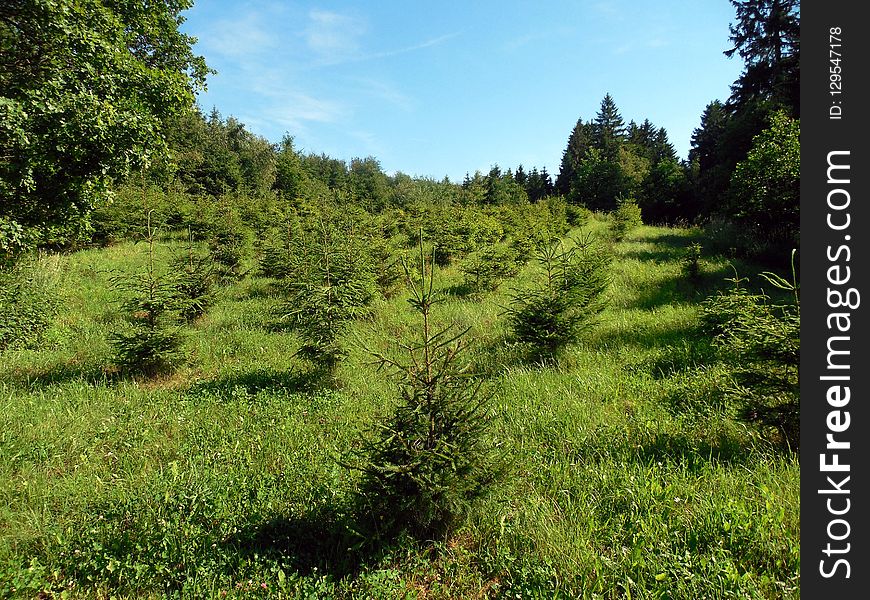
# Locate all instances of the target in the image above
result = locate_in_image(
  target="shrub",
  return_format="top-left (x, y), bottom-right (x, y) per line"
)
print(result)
top-left (0, 256), bottom-right (59, 352)
top-left (505, 235), bottom-right (610, 361)
top-left (109, 213), bottom-right (186, 375)
top-left (343, 238), bottom-right (498, 540)
top-left (682, 242), bottom-right (703, 284)
top-left (699, 254), bottom-right (799, 449)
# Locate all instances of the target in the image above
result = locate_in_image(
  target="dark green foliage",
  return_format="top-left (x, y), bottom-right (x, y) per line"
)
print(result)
top-left (109, 215), bottom-right (186, 376)
top-left (0, 0), bottom-right (208, 248)
top-left (683, 242), bottom-right (703, 284)
top-left (724, 0), bottom-right (800, 114)
top-left (344, 240), bottom-right (498, 540)
top-left (700, 257), bottom-right (799, 449)
top-left (725, 111), bottom-right (799, 259)
top-left (459, 244), bottom-right (520, 293)
top-left (206, 208), bottom-right (251, 280)
top-left (281, 216), bottom-right (379, 374)
top-left (506, 236), bottom-right (611, 360)
top-left (0, 257), bottom-right (58, 351)
top-left (610, 197), bottom-right (643, 241)
top-left (170, 231), bottom-right (218, 322)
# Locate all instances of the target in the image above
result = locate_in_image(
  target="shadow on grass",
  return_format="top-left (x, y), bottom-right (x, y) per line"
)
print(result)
top-left (633, 431), bottom-right (753, 469)
top-left (589, 317), bottom-right (701, 354)
top-left (620, 264), bottom-right (737, 312)
top-left (0, 360), bottom-right (122, 390)
top-left (185, 367), bottom-right (329, 401)
top-left (224, 503), bottom-right (372, 579)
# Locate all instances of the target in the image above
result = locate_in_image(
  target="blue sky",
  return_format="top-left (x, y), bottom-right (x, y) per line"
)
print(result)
top-left (181, 1), bottom-right (743, 182)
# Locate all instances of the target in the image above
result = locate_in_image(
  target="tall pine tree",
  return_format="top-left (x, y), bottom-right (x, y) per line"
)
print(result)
top-left (724, 0), bottom-right (800, 115)
top-left (591, 94), bottom-right (625, 160)
top-left (555, 118), bottom-right (592, 196)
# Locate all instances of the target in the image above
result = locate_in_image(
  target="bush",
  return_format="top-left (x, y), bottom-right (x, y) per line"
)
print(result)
top-left (343, 239), bottom-right (499, 540)
top-left (682, 242), bottom-right (703, 284)
top-left (699, 255), bottom-right (799, 449)
top-left (506, 235), bottom-right (610, 361)
top-left (725, 111), bottom-right (799, 260)
top-left (0, 256), bottom-right (59, 352)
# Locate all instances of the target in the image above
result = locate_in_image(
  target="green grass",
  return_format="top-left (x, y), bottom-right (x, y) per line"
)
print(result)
top-left (0, 224), bottom-right (799, 598)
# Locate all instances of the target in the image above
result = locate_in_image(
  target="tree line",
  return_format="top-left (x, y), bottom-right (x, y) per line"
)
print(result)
top-left (2, 0), bottom-right (799, 265)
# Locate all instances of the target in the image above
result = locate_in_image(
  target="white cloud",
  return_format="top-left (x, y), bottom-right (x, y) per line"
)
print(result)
top-left (304, 9), bottom-right (368, 64)
top-left (203, 12), bottom-right (278, 59)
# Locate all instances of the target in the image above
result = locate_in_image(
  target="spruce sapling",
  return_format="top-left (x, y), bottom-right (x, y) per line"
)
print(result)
top-left (343, 235), bottom-right (499, 541)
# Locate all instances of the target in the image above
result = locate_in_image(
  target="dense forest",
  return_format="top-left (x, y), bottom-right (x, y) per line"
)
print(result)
top-left (1, 1), bottom-right (799, 598)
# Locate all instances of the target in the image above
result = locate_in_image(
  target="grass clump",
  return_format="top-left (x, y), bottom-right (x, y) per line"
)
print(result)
top-left (0, 256), bottom-right (58, 352)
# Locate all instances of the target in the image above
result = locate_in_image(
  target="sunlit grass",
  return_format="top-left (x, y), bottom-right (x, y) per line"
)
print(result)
top-left (0, 223), bottom-right (799, 598)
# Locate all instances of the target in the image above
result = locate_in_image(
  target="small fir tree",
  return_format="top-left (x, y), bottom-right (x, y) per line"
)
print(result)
top-left (700, 252), bottom-right (799, 449)
top-left (110, 212), bottom-right (186, 376)
top-left (170, 227), bottom-right (217, 322)
top-left (459, 244), bottom-right (520, 294)
top-left (281, 218), bottom-right (378, 376)
top-left (506, 235), bottom-right (610, 361)
top-left (344, 236), bottom-right (498, 540)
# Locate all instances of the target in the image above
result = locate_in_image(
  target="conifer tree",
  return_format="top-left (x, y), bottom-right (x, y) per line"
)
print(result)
top-left (592, 93), bottom-right (626, 160)
top-left (110, 211), bottom-right (186, 376)
top-left (506, 235), bottom-right (610, 361)
top-left (556, 118), bottom-right (592, 197)
top-left (344, 236), bottom-right (498, 540)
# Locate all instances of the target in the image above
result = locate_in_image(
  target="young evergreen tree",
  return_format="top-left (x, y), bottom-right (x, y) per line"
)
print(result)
top-left (700, 255), bottom-right (799, 449)
top-left (170, 227), bottom-right (218, 322)
top-left (110, 211), bottom-right (186, 376)
top-left (281, 216), bottom-right (378, 376)
top-left (506, 235), bottom-right (610, 361)
top-left (343, 237), bottom-right (499, 540)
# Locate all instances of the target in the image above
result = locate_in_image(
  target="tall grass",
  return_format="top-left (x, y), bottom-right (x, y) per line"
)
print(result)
top-left (0, 223), bottom-right (799, 598)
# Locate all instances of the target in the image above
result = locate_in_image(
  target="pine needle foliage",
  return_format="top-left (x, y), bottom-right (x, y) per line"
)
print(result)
top-left (170, 228), bottom-right (217, 322)
top-left (344, 237), bottom-right (498, 541)
top-left (459, 243), bottom-right (520, 294)
top-left (109, 212), bottom-right (186, 376)
top-left (281, 217), bottom-right (378, 374)
top-left (506, 234), bottom-right (611, 361)
top-left (700, 252), bottom-right (799, 449)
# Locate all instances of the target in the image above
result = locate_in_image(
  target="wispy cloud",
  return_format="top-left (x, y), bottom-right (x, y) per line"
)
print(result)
top-left (350, 78), bottom-right (415, 112)
top-left (203, 12), bottom-right (278, 59)
top-left (304, 9), bottom-right (368, 64)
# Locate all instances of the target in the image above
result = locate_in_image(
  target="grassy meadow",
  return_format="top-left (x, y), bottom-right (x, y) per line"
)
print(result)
top-left (0, 220), bottom-right (799, 598)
